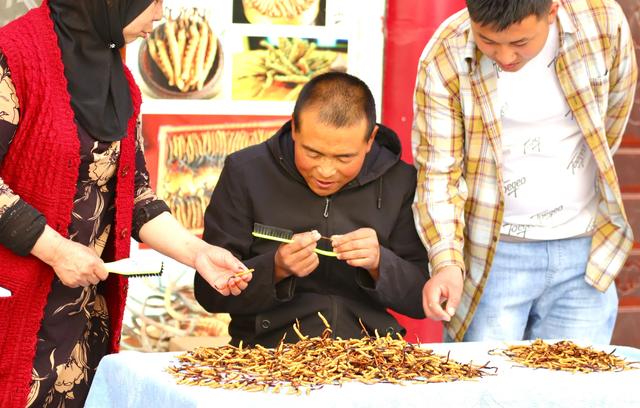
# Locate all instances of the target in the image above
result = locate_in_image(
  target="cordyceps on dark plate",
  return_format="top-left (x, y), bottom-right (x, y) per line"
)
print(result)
top-left (139, 8), bottom-right (223, 99)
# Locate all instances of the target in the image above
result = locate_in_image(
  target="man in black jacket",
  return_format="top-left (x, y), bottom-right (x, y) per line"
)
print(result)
top-left (195, 72), bottom-right (429, 347)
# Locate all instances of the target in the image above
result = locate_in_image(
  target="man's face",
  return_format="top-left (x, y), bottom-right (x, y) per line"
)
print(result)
top-left (292, 108), bottom-right (376, 197)
top-left (470, 3), bottom-right (558, 72)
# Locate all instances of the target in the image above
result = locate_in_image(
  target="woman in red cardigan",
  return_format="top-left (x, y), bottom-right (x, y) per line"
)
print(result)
top-left (0, 1), bottom-right (251, 406)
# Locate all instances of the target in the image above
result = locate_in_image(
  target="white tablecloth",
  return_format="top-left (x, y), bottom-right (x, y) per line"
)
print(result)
top-left (85, 341), bottom-right (640, 408)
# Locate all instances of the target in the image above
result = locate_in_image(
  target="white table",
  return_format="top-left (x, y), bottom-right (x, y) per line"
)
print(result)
top-left (85, 341), bottom-right (640, 408)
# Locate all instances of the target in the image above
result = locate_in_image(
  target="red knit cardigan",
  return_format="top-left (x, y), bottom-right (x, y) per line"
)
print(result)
top-left (0, 2), bottom-right (140, 406)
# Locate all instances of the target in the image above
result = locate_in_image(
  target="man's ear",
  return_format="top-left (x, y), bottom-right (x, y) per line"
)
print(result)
top-left (548, 2), bottom-right (559, 23)
top-left (366, 125), bottom-right (378, 152)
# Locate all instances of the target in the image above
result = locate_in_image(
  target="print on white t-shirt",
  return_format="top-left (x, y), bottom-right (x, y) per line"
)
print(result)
top-left (497, 22), bottom-right (598, 240)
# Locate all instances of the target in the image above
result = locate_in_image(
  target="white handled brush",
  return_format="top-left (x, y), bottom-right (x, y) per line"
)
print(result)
top-left (105, 258), bottom-right (164, 278)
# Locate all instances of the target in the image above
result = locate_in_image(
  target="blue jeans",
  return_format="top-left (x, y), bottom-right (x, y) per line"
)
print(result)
top-left (454, 236), bottom-right (618, 344)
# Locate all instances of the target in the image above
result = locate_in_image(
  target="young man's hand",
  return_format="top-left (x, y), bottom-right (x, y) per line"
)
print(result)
top-left (422, 265), bottom-right (464, 321)
top-left (331, 228), bottom-right (380, 280)
top-left (274, 230), bottom-right (320, 281)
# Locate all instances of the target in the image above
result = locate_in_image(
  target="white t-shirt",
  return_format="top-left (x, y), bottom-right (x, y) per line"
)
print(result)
top-left (497, 22), bottom-right (598, 240)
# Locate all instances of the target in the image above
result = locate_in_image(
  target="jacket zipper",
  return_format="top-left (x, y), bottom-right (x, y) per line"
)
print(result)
top-left (323, 197), bottom-right (331, 218)
top-left (321, 196), bottom-right (332, 287)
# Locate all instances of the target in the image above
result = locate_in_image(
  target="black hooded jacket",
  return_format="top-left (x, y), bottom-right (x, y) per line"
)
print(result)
top-left (195, 121), bottom-right (429, 347)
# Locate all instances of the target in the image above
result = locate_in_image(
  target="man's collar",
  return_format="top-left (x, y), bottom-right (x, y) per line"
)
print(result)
top-left (556, 2), bottom-right (576, 35)
top-left (463, 29), bottom-right (483, 74)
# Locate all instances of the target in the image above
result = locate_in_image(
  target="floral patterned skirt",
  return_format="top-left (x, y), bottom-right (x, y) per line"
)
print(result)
top-left (27, 278), bottom-right (109, 408)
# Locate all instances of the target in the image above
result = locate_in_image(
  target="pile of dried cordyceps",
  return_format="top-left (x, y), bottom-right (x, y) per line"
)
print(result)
top-left (490, 339), bottom-right (639, 373)
top-left (168, 313), bottom-right (496, 394)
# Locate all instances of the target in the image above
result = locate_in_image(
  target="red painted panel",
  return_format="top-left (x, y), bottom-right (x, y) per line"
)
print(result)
top-left (382, 0), bottom-right (466, 164)
top-left (383, 0), bottom-right (466, 342)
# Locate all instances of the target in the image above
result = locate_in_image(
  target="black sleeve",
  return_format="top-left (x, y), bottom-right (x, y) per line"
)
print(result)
top-left (355, 172), bottom-right (429, 319)
top-left (130, 119), bottom-right (170, 241)
top-left (131, 199), bottom-right (170, 242)
top-left (194, 156), bottom-right (295, 314)
top-left (0, 200), bottom-right (46, 256)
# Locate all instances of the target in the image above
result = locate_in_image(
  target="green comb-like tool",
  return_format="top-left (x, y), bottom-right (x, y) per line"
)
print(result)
top-left (252, 223), bottom-right (337, 257)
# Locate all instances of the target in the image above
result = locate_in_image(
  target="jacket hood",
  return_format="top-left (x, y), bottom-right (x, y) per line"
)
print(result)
top-left (267, 120), bottom-right (403, 189)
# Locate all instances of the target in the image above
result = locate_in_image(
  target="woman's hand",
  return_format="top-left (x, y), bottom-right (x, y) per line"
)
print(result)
top-left (31, 225), bottom-right (108, 288)
top-left (139, 212), bottom-right (251, 296)
top-left (194, 244), bottom-right (252, 296)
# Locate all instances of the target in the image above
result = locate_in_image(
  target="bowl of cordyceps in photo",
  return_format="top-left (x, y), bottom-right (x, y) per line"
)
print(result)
top-left (138, 10), bottom-right (223, 99)
top-left (242, 0), bottom-right (320, 25)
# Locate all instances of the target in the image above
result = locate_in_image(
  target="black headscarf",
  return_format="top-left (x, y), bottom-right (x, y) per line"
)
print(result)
top-left (48, 0), bottom-right (154, 142)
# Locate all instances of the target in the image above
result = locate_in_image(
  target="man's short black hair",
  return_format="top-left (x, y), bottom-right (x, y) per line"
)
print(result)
top-left (466, 0), bottom-right (553, 31)
top-left (292, 72), bottom-right (376, 140)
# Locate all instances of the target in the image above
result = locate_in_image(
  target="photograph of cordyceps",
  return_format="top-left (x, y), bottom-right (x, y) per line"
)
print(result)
top-left (137, 7), bottom-right (223, 99)
top-left (232, 0), bottom-right (326, 26)
top-left (232, 36), bottom-right (347, 101)
top-left (144, 115), bottom-right (287, 233)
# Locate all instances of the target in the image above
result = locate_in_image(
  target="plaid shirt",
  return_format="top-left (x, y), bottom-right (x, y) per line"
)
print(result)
top-left (412, 0), bottom-right (637, 341)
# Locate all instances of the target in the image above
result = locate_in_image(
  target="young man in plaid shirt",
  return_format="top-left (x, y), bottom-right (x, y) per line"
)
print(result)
top-left (412, 0), bottom-right (637, 343)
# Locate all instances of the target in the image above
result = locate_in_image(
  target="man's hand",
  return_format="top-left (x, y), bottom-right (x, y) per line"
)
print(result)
top-left (331, 228), bottom-right (380, 279)
top-left (422, 265), bottom-right (464, 321)
top-left (194, 244), bottom-right (251, 296)
top-left (274, 230), bottom-right (320, 281)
